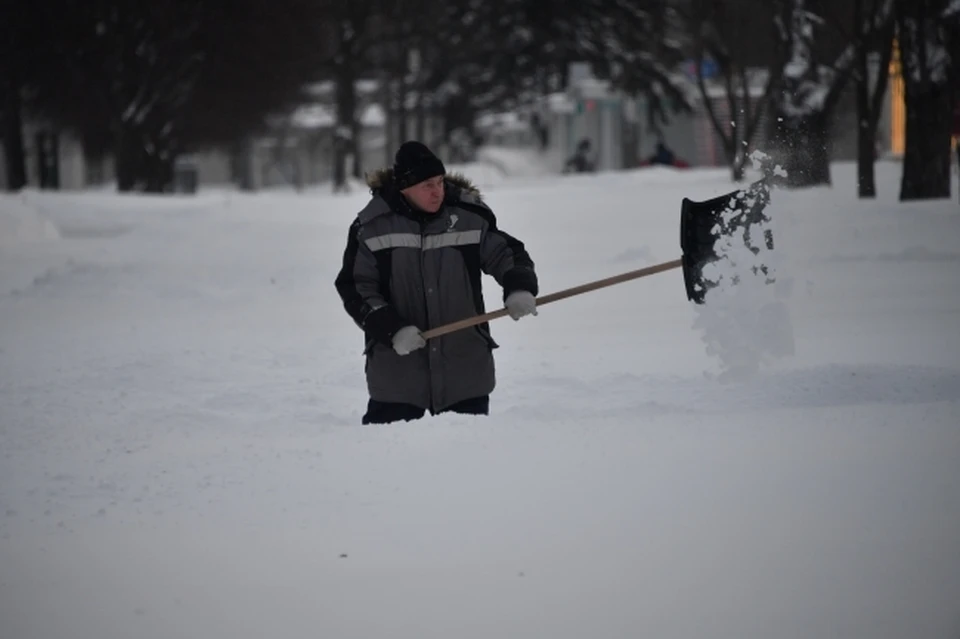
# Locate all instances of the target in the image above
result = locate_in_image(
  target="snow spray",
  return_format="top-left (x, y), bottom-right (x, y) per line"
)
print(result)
top-left (692, 150), bottom-right (795, 381)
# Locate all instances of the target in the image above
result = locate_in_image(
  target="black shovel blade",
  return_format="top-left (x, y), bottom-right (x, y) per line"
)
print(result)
top-left (680, 178), bottom-right (774, 304)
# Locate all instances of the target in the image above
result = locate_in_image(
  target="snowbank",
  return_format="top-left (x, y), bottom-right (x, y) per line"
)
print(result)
top-left (1, 161), bottom-right (959, 639)
top-left (474, 145), bottom-right (559, 178)
top-left (0, 193), bottom-right (62, 243)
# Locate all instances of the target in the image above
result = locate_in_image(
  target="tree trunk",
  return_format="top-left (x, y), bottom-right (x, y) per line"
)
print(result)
top-left (115, 126), bottom-right (180, 193)
top-left (856, 20), bottom-right (894, 199)
top-left (2, 76), bottom-right (28, 191)
top-left (900, 84), bottom-right (952, 200)
top-left (231, 140), bottom-right (254, 191)
top-left (350, 80), bottom-right (362, 179)
top-left (351, 120), bottom-right (362, 180)
top-left (142, 151), bottom-right (174, 193)
top-left (622, 118), bottom-right (639, 169)
top-left (114, 128), bottom-right (139, 192)
top-left (953, 35), bottom-right (959, 206)
top-left (332, 133), bottom-right (348, 193)
top-left (771, 112), bottom-right (832, 187)
top-left (897, 0), bottom-right (954, 201)
top-left (397, 76), bottom-right (408, 144)
top-left (334, 65), bottom-right (357, 192)
top-left (442, 92), bottom-right (474, 145)
top-left (855, 13), bottom-right (876, 198)
top-left (731, 157), bottom-right (746, 182)
top-left (415, 92), bottom-right (426, 141)
top-left (724, 133), bottom-right (747, 183)
top-left (857, 118), bottom-right (878, 197)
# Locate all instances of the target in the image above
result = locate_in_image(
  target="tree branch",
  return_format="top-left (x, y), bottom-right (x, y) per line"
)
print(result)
top-left (724, 61), bottom-right (740, 157)
top-left (695, 41), bottom-right (733, 153)
top-left (869, 18), bottom-right (895, 118)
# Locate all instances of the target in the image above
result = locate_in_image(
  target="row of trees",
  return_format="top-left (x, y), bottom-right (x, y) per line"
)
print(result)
top-left (685, 0), bottom-right (958, 201)
top-left (2, 1), bottom-right (341, 192)
top-left (1, 0), bottom-right (957, 200)
top-left (1, 0), bottom-right (687, 193)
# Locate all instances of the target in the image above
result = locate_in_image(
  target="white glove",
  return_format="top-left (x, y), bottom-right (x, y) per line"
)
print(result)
top-left (505, 290), bottom-right (538, 320)
top-left (392, 325), bottom-right (426, 355)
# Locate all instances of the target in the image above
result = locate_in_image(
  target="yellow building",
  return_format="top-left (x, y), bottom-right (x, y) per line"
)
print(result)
top-left (889, 39), bottom-right (959, 156)
top-left (889, 40), bottom-right (905, 156)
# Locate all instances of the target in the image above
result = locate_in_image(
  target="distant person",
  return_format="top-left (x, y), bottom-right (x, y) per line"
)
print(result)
top-left (334, 141), bottom-right (539, 424)
top-left (953, 100), bottom-right (960, 169)
top-left (530, 112), bottom-right (549, 150)
top-left (649, 141), bottom-right (676, 166)
top-left (563, 138), bottom-right (595, 173)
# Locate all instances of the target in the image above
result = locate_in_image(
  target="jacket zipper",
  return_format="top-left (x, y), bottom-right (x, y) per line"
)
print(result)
top-left (419, 217), bottom-right (433, 408)
top-left (420, 221), bottom-right (430, 329)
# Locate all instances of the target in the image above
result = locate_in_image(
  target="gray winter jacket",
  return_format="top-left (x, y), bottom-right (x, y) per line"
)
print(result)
top-left (335, 169), bottom-right (538, 412)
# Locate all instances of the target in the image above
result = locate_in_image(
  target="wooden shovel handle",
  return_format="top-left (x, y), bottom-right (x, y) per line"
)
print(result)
top-left (420, 257), bottom-right (683, 340)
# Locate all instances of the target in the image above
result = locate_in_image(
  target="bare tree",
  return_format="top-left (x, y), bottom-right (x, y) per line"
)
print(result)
top-left (13, 0), bottom-right (328, 193)
top-left (386, 0), bottom-right (694, 158)
top-left (367, 1), bottom-right (442, 162)
top-left (1, 67), bottom-right (28, 192)
top-left (896, 0), bottom-right (956, 201)
top-left (852, 0), bottom-right (896, 197)
top-left (35, 3), bottom-right (210, 192)
top-left (768, 0), bottom-right (859, 188)
top-left (681, 0), bottom-right (782, 181)
top-left (0, 2), bottom-right (47, 191)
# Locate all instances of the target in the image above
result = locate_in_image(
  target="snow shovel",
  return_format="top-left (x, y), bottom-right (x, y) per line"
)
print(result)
top-left (420, 177), bottom-right (774, 341)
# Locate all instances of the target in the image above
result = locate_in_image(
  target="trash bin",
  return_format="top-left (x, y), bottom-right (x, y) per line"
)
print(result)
top-left (173, 157), bottom-right (199, 194)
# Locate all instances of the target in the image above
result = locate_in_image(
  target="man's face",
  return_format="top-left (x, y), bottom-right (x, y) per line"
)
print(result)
top-left (401, 175), bottom-right (445, 213)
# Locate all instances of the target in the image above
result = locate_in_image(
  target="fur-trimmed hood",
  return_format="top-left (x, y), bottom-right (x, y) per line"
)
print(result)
top-left (365, 167), bottom-right (482, 198)
top-left (356, 167), bottom-right (489, 224)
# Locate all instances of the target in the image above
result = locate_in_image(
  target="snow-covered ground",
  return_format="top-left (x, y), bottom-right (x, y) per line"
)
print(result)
top-left (1, 160), bottom-right (958, 639)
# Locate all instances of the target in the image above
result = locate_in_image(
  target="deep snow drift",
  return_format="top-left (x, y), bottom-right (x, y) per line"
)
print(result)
top-left (1, 160), bottom-right (959, 639)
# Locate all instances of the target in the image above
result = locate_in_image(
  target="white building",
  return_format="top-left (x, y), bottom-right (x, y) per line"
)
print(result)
top-left (480, 61), bottom-right (900, 174)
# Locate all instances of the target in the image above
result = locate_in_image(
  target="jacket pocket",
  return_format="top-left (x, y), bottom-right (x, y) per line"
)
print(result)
top-left (475, 325), bottom-right (499, 350)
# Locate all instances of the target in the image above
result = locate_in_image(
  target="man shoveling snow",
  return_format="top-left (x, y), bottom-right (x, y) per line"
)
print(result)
top-left (335, 141), bottom-right (540, 424)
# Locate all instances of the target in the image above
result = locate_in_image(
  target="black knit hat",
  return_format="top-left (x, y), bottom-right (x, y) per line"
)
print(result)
top-left (393, 141), bottom-right (446, 189)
